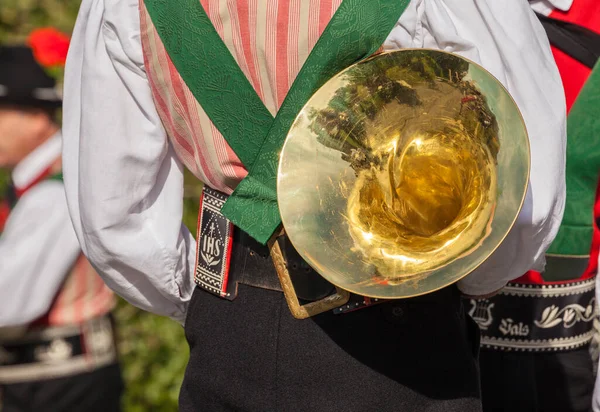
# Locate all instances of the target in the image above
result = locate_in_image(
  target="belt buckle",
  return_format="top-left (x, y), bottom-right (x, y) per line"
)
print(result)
top-left (269, 232), bottom-right (350, 319)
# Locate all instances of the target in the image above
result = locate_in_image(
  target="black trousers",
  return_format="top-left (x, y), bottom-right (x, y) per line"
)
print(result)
top-left (480, 347), bottom-right (595, 412)
top-left (1, 363), bottom-right (123, 412)
top-left (180, 284), bottom-right (483, 412)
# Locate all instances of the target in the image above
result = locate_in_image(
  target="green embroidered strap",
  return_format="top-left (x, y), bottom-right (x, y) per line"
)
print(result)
top-left (221, 0), bottom-right (410, 244)
top-left (547, 60), bottom-right (600, 256)
top-left (145, 0), bottom-right (409, 244)
top-left (144, 0), bottom-right (273, 168)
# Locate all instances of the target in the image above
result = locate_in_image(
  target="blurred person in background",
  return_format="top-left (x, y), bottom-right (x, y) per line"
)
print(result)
top-left (0, 30), bottom-right (123, 412)
top-left (469, 1), bottom-right (600, 411)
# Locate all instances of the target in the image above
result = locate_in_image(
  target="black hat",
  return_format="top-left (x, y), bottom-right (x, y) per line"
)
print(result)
top-left (0, 46), bottom-right (62, 109)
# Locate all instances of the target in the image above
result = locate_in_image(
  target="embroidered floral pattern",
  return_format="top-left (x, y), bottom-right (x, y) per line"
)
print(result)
top-left (534, 298), bottom-right (596, 328)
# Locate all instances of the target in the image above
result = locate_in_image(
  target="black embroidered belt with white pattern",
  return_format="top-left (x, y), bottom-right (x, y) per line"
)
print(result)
top-left (194, 186), bottom-right (236, 300)
top-left (0, 315), bottom-right (117, 383)
top-left (468, 277), bottom-right (597, 352)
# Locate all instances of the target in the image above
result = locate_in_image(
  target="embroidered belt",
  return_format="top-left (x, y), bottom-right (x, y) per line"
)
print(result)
top-left (468, 277), bottom-right (597, 352)
top-left (0, 315), bottom-right (117, 384)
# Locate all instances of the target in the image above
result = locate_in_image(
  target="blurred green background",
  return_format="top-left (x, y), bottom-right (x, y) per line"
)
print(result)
top-left (1, 2), bottom-right (201, 410)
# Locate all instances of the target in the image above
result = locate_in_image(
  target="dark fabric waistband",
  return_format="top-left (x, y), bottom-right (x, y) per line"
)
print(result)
top-left (542, 255), bottom-right (592, 282)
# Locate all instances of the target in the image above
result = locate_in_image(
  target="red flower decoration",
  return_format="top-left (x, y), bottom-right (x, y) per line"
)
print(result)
top-left (27, 28), bottom-right (70, 68)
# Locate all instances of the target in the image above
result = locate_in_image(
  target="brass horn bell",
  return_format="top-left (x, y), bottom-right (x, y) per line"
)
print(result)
top-left (275, 49), bottom-right (530, 316)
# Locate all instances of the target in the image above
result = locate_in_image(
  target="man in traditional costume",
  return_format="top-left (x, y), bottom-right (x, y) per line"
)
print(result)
top-left (469, 1), bottom-right (600, 411)
top-left (0, 34), bottom-right (122, 411)
top-left (63, 0), bottom-right (567, 410)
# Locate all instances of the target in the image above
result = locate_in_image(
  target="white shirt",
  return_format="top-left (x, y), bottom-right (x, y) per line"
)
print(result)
top-left (0, 133), bottom-right (82, 327)
top-left (62, 0), bottom-right (567, 324)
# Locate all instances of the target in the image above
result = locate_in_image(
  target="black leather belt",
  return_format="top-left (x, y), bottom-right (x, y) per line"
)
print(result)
top-left (226, 227), bottom-right (461, 312)
top-left (193, 186), bottom-right (461, 313)
top-left (229, 227), bottom-right (336, 302)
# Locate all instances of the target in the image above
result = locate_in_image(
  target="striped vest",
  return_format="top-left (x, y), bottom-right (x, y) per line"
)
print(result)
top-left (139, 0), bottom-right (342, 194)
top-left (31, 254), bottom-right (115, 326)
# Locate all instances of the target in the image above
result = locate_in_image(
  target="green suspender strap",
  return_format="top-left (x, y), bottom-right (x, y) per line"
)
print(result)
top-left (547, 61), bottom-right (600, 258)
top-left (144, 0), bottom-right (410, 245)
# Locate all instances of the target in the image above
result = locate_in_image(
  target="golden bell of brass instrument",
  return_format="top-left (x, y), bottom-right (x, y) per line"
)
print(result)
top-left (276, 49), bottom-right (530, 312)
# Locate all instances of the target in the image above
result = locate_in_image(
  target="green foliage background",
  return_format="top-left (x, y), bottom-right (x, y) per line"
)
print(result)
top-left (1, 2), bottom-right (201, 410)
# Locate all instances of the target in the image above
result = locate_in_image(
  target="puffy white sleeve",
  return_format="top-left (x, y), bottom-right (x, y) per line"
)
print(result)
top-left (385, 0), bottom-right (566, 295)
top-left (62, 0), bottom-right (196, 323)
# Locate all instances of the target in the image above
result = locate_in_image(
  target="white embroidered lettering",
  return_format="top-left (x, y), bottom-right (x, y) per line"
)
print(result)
top-left (499, 318), bottom-right (530, 337)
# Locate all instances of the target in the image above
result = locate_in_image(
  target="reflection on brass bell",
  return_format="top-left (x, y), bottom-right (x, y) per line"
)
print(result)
top-left (277, 49), bottom-right (529, 302)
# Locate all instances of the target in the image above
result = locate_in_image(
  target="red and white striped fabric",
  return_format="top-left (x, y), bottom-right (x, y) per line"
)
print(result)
top-left (33, 254), bottom-right (115, 326)
top-left (139, 0), bottom-right (342, 194)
